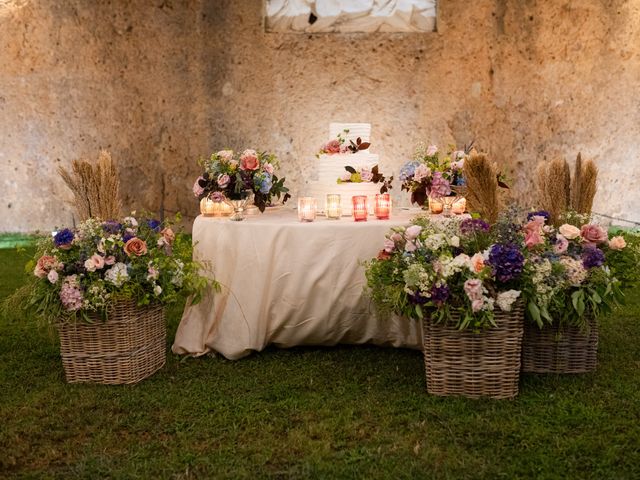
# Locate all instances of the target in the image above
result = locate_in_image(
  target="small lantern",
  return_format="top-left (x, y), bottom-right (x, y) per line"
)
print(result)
top-left (298, 197), bottom-right (317, 222)
top-left (352, 196), bottom-right (368, 222)
top-left (374, 193), bottom-right (391, 220)
top-left (326, 194), bottom-right (341, 219)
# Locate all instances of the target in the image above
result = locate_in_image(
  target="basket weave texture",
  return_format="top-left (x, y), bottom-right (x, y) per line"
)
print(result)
top-left (421, 302), bottom-right (524, 399)
top-left (57, 300), bottom-right (166, 385)
top-left (521, 317), bottom-right (598, 374)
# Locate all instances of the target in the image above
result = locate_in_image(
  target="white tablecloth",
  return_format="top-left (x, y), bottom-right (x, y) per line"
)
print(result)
top-left (172, 208), bottom-right (423, 359)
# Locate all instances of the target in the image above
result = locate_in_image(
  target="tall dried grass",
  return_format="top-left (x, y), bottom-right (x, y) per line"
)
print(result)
top-left (570, 152), bottom-right (598, 215)
top-left (58, 150), bottom-right (121, 221)
top-left (463, 152), bottom-right (501, 224)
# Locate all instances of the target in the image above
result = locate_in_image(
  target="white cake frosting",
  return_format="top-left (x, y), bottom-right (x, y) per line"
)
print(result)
top-left (306, 123), bottom-right (384, 215)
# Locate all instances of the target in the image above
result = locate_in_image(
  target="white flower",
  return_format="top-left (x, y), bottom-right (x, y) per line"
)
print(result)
top-left (448, 235), bottom-right (460, 248)
top-left (105, 262), bottom-right (129, 287)
top-left (496, 290), bottom-right (521, 312)
top-left (154, 284), bottom-right (162, 296)
top-left (559, 224), bottom-right (580, 240)
top-left (123, 216), bottom-right (138, 227)
top-left (423, 234), bottom-right (447, 251)
top-left (84, 258), bottom-right (97, 272)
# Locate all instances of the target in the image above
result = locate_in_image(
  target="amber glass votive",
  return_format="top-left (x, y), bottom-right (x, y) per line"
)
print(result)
top-left (298, 197), bottom-right (317, 222)
top-left (326, 194), bottom-right (341, 219)
top-left (428, 196), bottom-right (444, 214)
top-left (452, 197), bottom-right (466, 214)
top-left (200, 197), bottom-right (233, 217)
top-left (374, 193), bottom-right (391, 220)
top-left (352, 196), bottom-right (368, 222)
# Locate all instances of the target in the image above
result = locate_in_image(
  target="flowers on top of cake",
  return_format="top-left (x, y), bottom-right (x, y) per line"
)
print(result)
top-left (337, 165), bottom-right (393, 194)
top-left (317, 129), bottom-right (371, 157)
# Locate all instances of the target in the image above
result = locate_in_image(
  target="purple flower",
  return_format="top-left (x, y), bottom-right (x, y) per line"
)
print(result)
top-left (427, 172), bottom-right (451, 198)
top-left (399, 161), bottom-right (420, 182)
top-left (430, 283), bottom-right (450, 307)
top-left (54, 229), bottom-right (74, 248)
top-left (102, 221), bottom-right (122, 234)
top-left (147, 219), bottom-right (161, 232)
top-left (527, 210), bottom-right (550, 223)
top-left (487, 243), bottom-right (525, 283)
top-left (408, 292), bottom-right (429, 305)
top-left (460, 218), bottom-right (490, 236)
top-left (210, 191), bottom-right (225, 202)
top-left (122, 231), bottom-right (136, 243)
top-left (582, 247), bottom-right (605, 269)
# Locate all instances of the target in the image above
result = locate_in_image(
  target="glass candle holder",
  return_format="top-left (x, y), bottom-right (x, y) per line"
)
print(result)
top-left (374, 193), bottom-right (391, 220)
top-left (326, 194), bottom-right (341, 219)
top-left (298, 197), bottom-right (317, 222)
top-left (452, 197), bottom-right (466, 214)
top-left (200, 197), bottom-right (233, 217)
top-left (352, 195), bottom-right (368, 222)
top-left (428, 196), bottom-right (444, 214)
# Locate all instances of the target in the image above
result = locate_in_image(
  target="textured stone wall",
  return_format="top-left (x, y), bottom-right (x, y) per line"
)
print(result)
top-left (1, 0), bottom-right (639, 232)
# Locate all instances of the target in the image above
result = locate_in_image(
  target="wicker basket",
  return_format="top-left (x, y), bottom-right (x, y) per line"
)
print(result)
top-left (57, 300), bottom-right (166, 385)
top-left (521, 317), bottom-right (598, 374)
top-left (421, 302), bottom-right (525, 399)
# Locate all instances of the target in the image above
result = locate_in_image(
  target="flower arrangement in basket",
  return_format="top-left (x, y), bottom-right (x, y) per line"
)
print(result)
top-left (6, 214), bottom-right (210, 384)
top-left (193, 149), bottom-right (290, 215)
top-left (365, 214), bottom-right (527, 399)
top-left (520, 210), bottom-right (636, 373)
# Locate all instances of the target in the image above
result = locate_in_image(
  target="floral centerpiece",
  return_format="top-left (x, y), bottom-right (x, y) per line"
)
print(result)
top-left (193, 149), bottom-right (290, 212)
top-left (399, 143), bottom-right (469, 207)
top-left (14, 214), bottom-right (209, 323)
top-left (337, 165), bottom-right (393, 194)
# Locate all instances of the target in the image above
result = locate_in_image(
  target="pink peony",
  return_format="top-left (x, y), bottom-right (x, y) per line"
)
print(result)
top-left (104, 255), bottom-right (116, 265)
top-left (559, 224), bottom-right (581, 240)
top-left (217, 174), bottom-right (230, 188)
top-left (323, 139), bottom-right (342, 154)
top-left (581, 224), bottom-right (608, 245)
top-left (193, 177), bottom-right (205, 197)
top-left (426, 145), bottom-right (438, 156)
top-left (383, 238), bottom-right (396, 253)
top-left (217, 150), bottom-right (234, 162)
top-left (413, 164), bottom-right (431, 182)
top-left (34, 255), bottom-right (62, 278)
top-left (240, 149), bottom-right (259, 171)
top-left (47, 270), bottom-right (59, 284)
top-left (404, 225), bottom-right (422, 241)
top-left (608, 236), bottom-right (626, 250)
top-left (554, 234), bottom-right (569, 254)
top-left (470, 253), bottom-right (485, 273)
top-left (524, 217), bottom-right (545, 249)
top-left (263, 162), bottom-right (274, 175)
top-left (84, 254), bottom-right (105, 272)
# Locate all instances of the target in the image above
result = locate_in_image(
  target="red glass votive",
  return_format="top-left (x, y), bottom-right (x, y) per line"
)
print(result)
top-left (374, 193), bottom-right (391, 220)
top-left (352, 196), bottom-right (368, 222)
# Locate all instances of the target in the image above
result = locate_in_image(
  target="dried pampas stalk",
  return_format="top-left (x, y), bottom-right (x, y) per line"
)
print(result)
top-left (58, 150), bottom-right (122, 221)
top-left (536, 158), bottom-right (571, 226)
top-left (575, 158), bottom-right (598, 215)
top-left (570, 152), bottom-right (583, 211)
top-left (462, 152), bottom-right (501, 224)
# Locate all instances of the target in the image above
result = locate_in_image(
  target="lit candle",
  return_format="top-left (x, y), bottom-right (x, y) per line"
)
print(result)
top-left (428, 197), bottom-right (443, 214)
top-left (452, 197), bottom-right (466, 214)
top-left (374, 193), bottom-right (391, 220)
top-left (352, 195), bottom-right (368, 222)
top-left (326, 194), bottom-right (341, 219)
top-left (200, 197), bottom-right (233, 217)
top-left (298, 197), bottom-right (317, 222)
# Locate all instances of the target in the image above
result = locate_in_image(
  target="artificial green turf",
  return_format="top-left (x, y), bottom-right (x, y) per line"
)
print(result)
top-left (1, 248), bottom-right (639, 479)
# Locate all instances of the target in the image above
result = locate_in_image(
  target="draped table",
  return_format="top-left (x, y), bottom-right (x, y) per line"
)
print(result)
top-left (172, 208), bottom-right (423, 360)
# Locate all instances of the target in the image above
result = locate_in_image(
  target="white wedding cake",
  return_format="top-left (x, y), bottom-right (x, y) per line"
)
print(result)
top-left (307, 123), bottom-right (384, 215)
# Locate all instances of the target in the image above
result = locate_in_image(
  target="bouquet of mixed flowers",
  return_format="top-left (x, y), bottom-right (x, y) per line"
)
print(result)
top-left (520, 210), bottom-right (634, 329)
top-left (366, 215), bottom-right (526, 330)
top-left (193, 149), bottom-right (290, 212)
top-left (399, 143), bottom-right (471, 206)
top-left (12, 214), bottom-right (210, 323)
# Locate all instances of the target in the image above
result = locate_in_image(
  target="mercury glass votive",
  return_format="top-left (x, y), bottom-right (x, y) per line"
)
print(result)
top-left (298, 197), bottom-right (317, 222)
top-left (352, 195), bottom-right (368, 222)
top-left (374, 193), bottom-right (391, 220)
top-left (326, 194), bottom-right (341, 219)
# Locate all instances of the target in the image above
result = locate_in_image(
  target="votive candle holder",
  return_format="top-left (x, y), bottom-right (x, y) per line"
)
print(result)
top-left (374, 193), bottom-right (391, 220)
top-left (326, 194), bottom-right (341, 219)
top-left (352, 196), bottom-right (368, 222)
top-left (298, 197), bottom-right (317, 222)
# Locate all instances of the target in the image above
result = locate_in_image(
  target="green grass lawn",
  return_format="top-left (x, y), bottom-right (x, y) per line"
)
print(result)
top-left (1, 248), bottom-right (639, 479)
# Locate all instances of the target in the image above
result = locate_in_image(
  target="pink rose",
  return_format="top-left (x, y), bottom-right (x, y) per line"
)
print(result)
top-left (211, 191), bottom-right (225, 202)
top-left (580, 224), bottom-right (608, 245)
top-left (240, 149), bottom-right (259, 171)
top-left (471, 298), bottom-right (484, 312)
top-left (383, 238), bottom-right (395, 253)
top-left (91, 254), bottom-right (105, 270)
top-left (104, 255), bottom-right (116, 265)
top-left (559, 224), bottom-right (581, 240)
top-left (470, 253), bottom-right (485, 273)
top-left (426, 145), bottom-right (438, 156)
top-left (193, 177), bottom-right (205, 197)
top-left (124, 238), bottom-right (148, 257)
top-left (217, 150), bottom-right (234, 162)
top-left (554, 234), bottom-right (569, 254)
top-left (413, 164), bottom-right (431, 182)
top-left (217, 174), bottom-right (230, 188)
top-left (608, 236), bottom-right (626, 250)
top-left (47, 270), bottom-right (59, 284)
top-left (404, 225), bottom-right (422, 241)
top-left (323, 139), bottom-right (342, 154)
top-left (390, 233), bottom-right (403, 243)
top-left (263, 162), bottom-right (274, 175)
top-left (404, 240), bottom-right (417, 252)
top-left (464, 278), bottom-right (483, 301)
top-left (34, 255), bottom-right (62, 278)
top-left (525, 229), bottom-right (543, 249)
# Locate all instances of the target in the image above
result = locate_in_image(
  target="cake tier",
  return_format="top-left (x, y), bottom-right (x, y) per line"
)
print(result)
top-left (329, 123), bottom-right (371, 144)
top-left (306, 182), bottom-right (382, 216)
top-left (317, 152), bottom-right (380, 183)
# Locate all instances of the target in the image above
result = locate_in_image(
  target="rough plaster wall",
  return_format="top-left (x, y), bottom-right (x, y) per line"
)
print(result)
top-left (1, 0), bottom-right (639, 232)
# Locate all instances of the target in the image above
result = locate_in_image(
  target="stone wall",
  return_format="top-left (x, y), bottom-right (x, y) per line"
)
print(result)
top-left (1, 0), bottom-right (639, 232)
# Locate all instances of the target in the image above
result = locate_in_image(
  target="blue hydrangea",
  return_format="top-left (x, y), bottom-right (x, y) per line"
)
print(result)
top-left (259, 174), bottom-right (273, 194)
top-left (54, 228), bottom-right (74, 247)
top-left (582, 247), bottom-right (605, 269)
top-left (487, 243), bottom-right (525, 283)
top-left (399, 161), bottom-right (421, 182)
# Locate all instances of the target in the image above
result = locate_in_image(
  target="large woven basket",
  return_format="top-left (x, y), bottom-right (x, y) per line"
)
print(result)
top-left (57, 300), bottom-right (166, 385)
top-left (521, 317), bottom-right (598, 374)
top-left (421, 302), bottom-right (525, 399)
